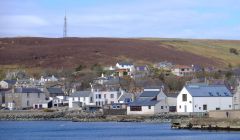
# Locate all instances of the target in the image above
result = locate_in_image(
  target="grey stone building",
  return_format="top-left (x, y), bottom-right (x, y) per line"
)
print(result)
top-left (5, 88), bottom-right (46, 110)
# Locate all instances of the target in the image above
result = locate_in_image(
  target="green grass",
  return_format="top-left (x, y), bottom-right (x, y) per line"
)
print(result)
top-left (142, 38), bottom-right (240, 67)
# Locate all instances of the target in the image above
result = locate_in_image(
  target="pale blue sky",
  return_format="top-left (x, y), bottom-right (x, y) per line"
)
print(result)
top-left (0, 0), bottom-right (240, 39)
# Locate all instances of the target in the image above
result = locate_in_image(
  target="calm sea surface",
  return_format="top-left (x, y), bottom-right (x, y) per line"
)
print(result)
top-left (0, 121), bottom-right (240, 140)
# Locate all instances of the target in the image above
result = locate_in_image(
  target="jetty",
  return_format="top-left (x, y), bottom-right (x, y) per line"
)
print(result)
top-left (171, 118), bottom-right (240, 131)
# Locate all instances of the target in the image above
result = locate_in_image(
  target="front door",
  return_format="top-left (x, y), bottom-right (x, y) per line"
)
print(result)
top-left (184, 105), bottom-right (187, 112)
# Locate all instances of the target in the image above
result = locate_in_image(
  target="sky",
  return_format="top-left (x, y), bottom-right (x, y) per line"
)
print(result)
top-left (0, 0), bottom-right (240, 39)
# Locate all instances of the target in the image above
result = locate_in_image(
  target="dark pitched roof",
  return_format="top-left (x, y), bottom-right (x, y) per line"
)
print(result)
top-left (118, 62), bottom-right (133, 66)
top-left (140, 91), bottom-right (160, 97)
top-left (185, 84), bottom-right (232, 97)
top-left (70, 91), bottom-right (91, 97)
top-left (129, 97), bottom-right (159, 106)
top-left (165, 92), bottom-right (178, 97)
top-left (15, 88), bottom-right (43, 93)
top-left (47, 88), bottom-right (64, 94)
top-left (3, 80), bottom-right (17, 85)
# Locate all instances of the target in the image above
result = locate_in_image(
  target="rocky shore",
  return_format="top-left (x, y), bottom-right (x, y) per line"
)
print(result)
top-left (171, 118), bottom-right (240, 131)
top-left (0, 110), bottom-right (185, 122)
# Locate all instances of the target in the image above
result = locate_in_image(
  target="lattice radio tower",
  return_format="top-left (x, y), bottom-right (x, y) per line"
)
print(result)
top-left (63, 11), bottom-right (67, 38)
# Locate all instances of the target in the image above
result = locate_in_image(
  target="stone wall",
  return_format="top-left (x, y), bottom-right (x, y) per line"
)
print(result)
top-left (103, 109), bottom-right (126, 115)
top-left (209, 110), bottom-right (240, 119)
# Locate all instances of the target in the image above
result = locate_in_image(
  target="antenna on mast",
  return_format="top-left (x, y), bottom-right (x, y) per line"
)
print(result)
top-left (63, 10), bottom-right (67, 38)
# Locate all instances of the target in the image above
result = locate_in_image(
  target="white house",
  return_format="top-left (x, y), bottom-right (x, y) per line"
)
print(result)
top-left (40, 75), bottom-right (58, 83)
top-left (233, 80), bottom-right (240, 110)
top-left (116, 62), bottom-right (135, 73)
top-left (177, 84), bottom-right (233, 113)
top-left (68, 91), bottom-right (95, 109)
top-left (127, 88), bottom-right (168, 115)
top-left (0, 80), bottom-right (16, 89)
top-left (171, 65), bottom-right (193, 77)
top-left (93, 90), bottom-right (121, 107)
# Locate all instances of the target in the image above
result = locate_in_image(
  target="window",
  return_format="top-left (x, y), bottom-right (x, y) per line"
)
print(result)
top-left (95, 94), bottom-right (98, 99)
top-left (216, 108), bottom-right (220, 110)
top-left (199, 107), bottom-right (201, 110)
top-left (179, 105), bottom-right (181, 109)
top-left (104, 94), bottom-right (106, 99)
top-left (27, 93), bottom-right (29, 98)
top-left (110, 94), bottom-right (114, 98)
top-left (130, 106), bottom-right (142, 111)
top-left (27, 100), bottom-right (29, 106)
top-left (98, 94), bottom-right (101, 99)
top-left (38, 93), bottom-right (40, 98)
top-left (161, 106), bottom-right (164, 109)
top-left (166, 106), bottom-right (168, 109)
top-left (195, 105), bottom-right (197, 108)
top-left (229, 105), bottom-right (232, 108)
top-left (182, 94), bottom-right (187, 101)
top-left (90, 97), bottom-right (93, 103)
top-left (203, 105), bottom-right (207, 110)
top-left (148, 106), bottom-right (151, 109)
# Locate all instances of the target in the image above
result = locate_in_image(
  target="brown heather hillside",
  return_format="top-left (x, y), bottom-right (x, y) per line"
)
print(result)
top-left (0, 37), bottom-right (222, 69)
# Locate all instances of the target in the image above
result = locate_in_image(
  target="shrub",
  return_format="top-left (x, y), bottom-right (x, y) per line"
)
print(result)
top-left (229, 48), bottom-right (239, 55)
top-left (75, 64), bottom-right (85, 72)
top-left (43, 108), bottom-right (55, 112)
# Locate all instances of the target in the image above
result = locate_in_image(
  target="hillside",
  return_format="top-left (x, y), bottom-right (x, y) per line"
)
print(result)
top-left (144, 38), bottom-right (240, 67)
top-left (0, 37), bottom-right (239, 69)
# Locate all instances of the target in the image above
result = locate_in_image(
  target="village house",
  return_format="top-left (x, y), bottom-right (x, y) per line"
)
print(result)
top-left (45, 87), bottom-right (64, 97)
top-left (177, 84), bottom-right (233, 113)
top-left (0, 80), bottom-right (16, 89)
top-left (0, 89), bottom-right (11, 108)
top-left (116, 62), bottom-right (135, 74)
top-left (165, 92), bottom-right (178, 112)
top-left (134, 65), bottom-right (149, 78)
top-left (93, 89), bottom-right (121, 107)
top-left (33, 100), bottom-right (52, 109)
top-left (127, 87), bottom-right (168, 115)
top-left (154, 61), bottom-right (173, 70)
top-left (115, 69), bottom-right (131, 77)
top-left (233, 80), bottom-right (240, 110)
top-left (40, 75), bottom-right (58, 83)
top-left (5, 87), bottom-right (46, 110)
top-left (68, 91), bottom-right (95, 109)
top-left (171, 65), bottom-right (193, 77)
top-left (93, 74), bottom-right (109, 85)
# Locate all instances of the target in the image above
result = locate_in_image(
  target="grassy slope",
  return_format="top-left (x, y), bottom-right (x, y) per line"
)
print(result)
top-left (143, 38), bottom-right (240, 67)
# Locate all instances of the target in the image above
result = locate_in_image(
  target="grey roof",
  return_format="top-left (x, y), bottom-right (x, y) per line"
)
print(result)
top-left (165, 92), bottom-right (178, 97)
top-left (185, 84), bottom-right (232, 97)
top-left (118, 62), bottom-right (133, 66)
top-left (118, 92), bottom-right (132, 101)
top-left (15, 88), bottom-right (43, 93)
top-left (129, 97), bottom-right (159, 106)
top-left (70, 91), bottom-right (91, 97)
top-left (47, 88), bottom-right (64, 94)
top-left (3, 80), bottom-right (17, 85)
top-left (140, 91), bottom-right (160, 97)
